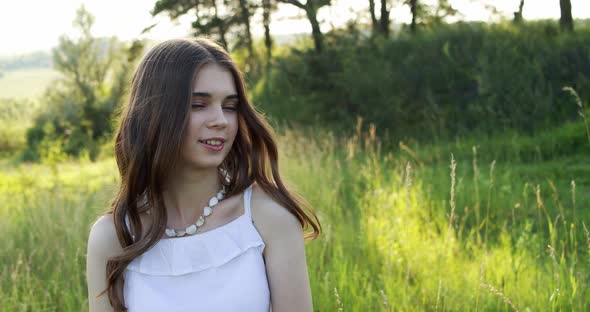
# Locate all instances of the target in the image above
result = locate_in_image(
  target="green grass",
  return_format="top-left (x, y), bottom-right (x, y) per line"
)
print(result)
top-left (0, 68), bottom-right (60, 99)
top-left (0, 127), bottom-right (589, 311)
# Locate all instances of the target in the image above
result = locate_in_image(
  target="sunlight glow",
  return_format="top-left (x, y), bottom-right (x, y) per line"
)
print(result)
top-left (0, 0), bottom-right (588, 55)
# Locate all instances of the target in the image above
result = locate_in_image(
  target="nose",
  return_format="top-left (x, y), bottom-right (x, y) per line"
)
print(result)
top-left (207, 105), bottom-right (228, 129)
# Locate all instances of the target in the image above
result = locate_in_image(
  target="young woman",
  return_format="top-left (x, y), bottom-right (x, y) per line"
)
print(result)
top-left (86, 38), bottom-right (321, 312)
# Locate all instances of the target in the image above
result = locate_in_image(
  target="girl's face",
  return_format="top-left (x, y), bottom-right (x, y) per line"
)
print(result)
top-left (178, 63), bottom-right (239, 170)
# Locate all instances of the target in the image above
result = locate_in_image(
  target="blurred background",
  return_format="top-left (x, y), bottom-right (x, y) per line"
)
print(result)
top-left (1, 0), bottom-right (589, 311)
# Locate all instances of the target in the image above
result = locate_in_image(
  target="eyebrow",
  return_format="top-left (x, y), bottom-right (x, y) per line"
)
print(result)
top-left (192, 92), bottom-right (239, 100)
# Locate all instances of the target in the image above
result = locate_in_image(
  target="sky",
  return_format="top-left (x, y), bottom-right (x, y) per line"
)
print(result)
top-left (1, 0), bottom-right (589, 56)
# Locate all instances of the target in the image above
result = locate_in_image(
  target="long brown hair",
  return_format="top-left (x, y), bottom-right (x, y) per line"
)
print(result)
top-left (99, 38), bottom-right (321, 311)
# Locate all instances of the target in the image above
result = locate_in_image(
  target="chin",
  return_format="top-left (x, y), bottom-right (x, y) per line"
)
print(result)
top-left (188, 157), bottom-right (225, 170)
top-left (181, 147), bottom-right (232, 170)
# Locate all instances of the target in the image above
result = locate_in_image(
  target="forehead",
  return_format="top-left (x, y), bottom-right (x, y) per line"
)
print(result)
top-left (192, 63), bottom-right (237, 95)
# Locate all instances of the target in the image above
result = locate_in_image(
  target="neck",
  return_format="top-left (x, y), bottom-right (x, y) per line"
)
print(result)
top-left (162, 167), bottom-right (223, 227)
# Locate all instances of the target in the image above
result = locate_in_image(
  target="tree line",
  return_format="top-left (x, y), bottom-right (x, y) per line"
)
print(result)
top-left (13, 1), bottom-right (581, 161)
top-left (149, 0), bottom-right (576, 55)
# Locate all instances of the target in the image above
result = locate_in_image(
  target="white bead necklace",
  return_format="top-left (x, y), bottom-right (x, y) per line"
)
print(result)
top-left (164, 186), bottom-right (227, 237)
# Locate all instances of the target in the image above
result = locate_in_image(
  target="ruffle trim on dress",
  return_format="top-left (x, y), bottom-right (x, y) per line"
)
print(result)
top-left (126, 214), bottom-right (265, 276)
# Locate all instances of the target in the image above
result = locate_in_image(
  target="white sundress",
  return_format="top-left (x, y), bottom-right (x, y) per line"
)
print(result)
top-left (123, 184), bottom-right (270, 311)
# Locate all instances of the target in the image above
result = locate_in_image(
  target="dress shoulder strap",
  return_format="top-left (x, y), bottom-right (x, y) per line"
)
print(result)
top-left (124, 213), bottom-right (136, 241)
top-left (243, 183), bottom-right (254, 220)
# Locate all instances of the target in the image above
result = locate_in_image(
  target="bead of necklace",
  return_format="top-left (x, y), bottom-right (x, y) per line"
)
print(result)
top-left (164, 187), bottom-right (226, 237)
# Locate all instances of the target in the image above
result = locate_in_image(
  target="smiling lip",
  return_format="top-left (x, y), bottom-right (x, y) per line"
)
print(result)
top-left (198, 138), bottom-right (225, 151)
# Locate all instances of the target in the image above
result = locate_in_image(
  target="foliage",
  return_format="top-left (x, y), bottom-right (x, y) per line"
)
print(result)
top-left (0, 98), bottom-right (41, 155)
top-left (152, 0), bottom-right (257, 53)
top-left (402, 0), bottom-right (458, 32)
top-left (253, 21), bottom-right (590, 143)
top-left (22, 6), bottom-right (144, 161)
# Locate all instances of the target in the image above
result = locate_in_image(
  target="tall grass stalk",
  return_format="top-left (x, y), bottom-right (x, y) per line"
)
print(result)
top-left (563, 86), bottom-right (590, 145)
top-left (571, 180), bottom-right (576, 223)
top-left (479, 282), bottom-right (519, 312)
top-left (536, 185), bottom-right (544, 235)
top-left (447, 155), bottom-right (457, 239)
top-left (435, 278), bottom-right (442, 311)
top-left (484, 160), bottom-right (496, 247)
top-left (583, 222), bottom-right (590, 260)
top-left (405, 161), bottom-right (412, 214)
top-left (404, 161), bottom-right (413, 292)
top-left (472, 146), bottom-right (481, 244)
top-left (549, 179), bottom-right (571, 264)
top-left (334, 287), bottom-right (343, 312)
top-left (379, 289), bottom-right (391, 312)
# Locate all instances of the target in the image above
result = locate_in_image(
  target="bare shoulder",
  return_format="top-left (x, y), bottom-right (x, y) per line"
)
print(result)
top-left (250, 183), bottom-right (313, 311)
top-left (87, 214), bottom-right (123, 257)
top-left (250, 183), bottom-right (304, 245)
top-left (87, 214), bottom-right (122, 312)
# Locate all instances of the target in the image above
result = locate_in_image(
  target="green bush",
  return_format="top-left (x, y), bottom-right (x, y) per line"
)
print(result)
top-left (253, 21), bottom-right (590, 143)
top-left (23, 80), bottom-right (116, 161)
top-left (0, 98), bottom-right (40, 156)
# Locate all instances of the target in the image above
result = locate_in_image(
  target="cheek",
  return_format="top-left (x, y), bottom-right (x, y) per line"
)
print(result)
top-left (229, 115), bottom-right (239, 137)
top-left (188, 114), bottom-right (205, 133)
top-left (182, 116), bottom-right (201, 144)
top-left (181, 132), bottom-right (194, 154)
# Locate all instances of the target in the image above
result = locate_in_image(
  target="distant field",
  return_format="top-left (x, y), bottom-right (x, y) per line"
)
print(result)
top-left (0, 68), bottom-right (60, 98)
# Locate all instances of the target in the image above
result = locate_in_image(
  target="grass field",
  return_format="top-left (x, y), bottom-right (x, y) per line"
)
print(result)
top-left (0, 68), bottom-right (60, 98)
top-left (0, 123), bottom-right (589, 311)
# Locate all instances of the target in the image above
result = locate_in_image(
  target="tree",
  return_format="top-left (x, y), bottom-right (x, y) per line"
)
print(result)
top-left (513, 0), bottom-right (525, 23)
top-left (404, 0), bottom-right (457, 33)
top-left (369, 0), bottom-right (378, 32)
top-left (379, 0), bottom-right (391, 35)
top-left (368, 0), bottom-right (391, 36)
top-left (277, 0), bottom-right (331, 53)
top-left (24, 6), bottom-right (143, 160)
top-left (404, 0), bottom-right (428, 33)
top-left (559, 0), bottom-right (573, 32)
top-left (262, 0), bottom-right (274, 59)
top-left (237, 0), bottom-right (254, 57)
top-left (151, 0), bottom-right (260, 58)
top-left (483, 3), bottom-right (502, 20)
top-left (427, 0), bottom-right (458, 25)
top-left (152, 0), bottom-right (239, 50)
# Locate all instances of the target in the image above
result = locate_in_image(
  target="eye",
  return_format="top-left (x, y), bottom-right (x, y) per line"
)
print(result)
top-left (191, 102), bottom-right (206, 109)
top-left (223, 105), bottom-right (238, 111)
